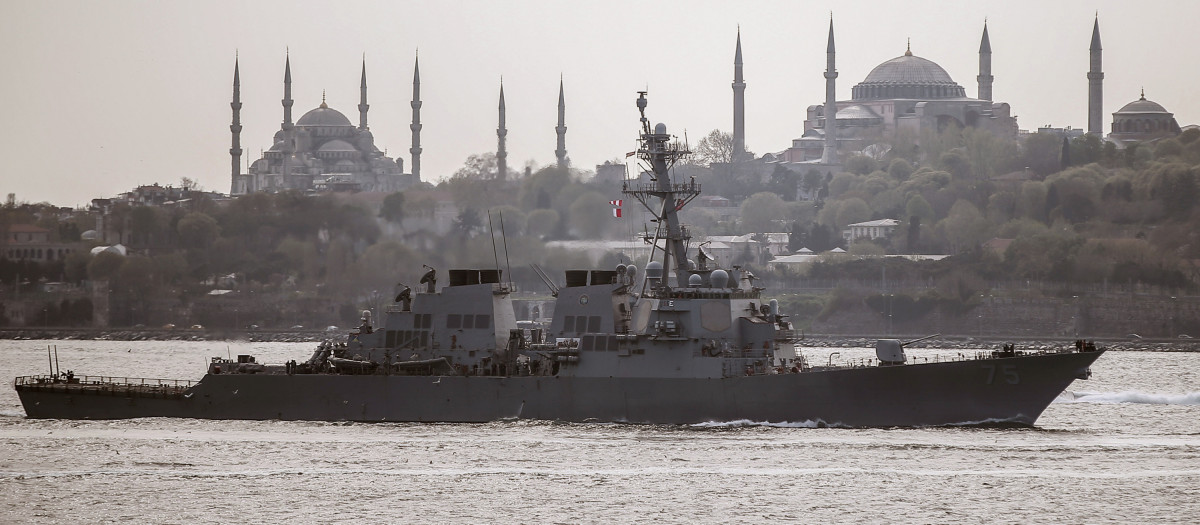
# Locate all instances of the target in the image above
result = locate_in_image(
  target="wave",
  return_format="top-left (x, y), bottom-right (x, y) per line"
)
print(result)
top-left (1060, 390), bottom-right (1200, 405)
top-left (687, 419), bottom-right (834, 429)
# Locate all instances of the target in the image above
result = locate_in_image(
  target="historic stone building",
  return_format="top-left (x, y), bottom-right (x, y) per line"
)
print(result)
top-left (230, 55), bottom-right (421, 195)
top-left (1108, 90), bottom-right (1182, 146)
top-left (781, 21), bottom-right (1017, 164)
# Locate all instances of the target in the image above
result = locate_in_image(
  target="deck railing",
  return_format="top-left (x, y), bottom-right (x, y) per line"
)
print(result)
top-left (14, 375), bottom-right (195, 392)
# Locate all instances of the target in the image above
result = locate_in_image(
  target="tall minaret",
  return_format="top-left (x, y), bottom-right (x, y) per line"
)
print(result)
top-left (555, 77), bottom-right (568, 169)
top-left (732, 28), bottom-right (746, 161)
top-left (977, 21), bottom-right (993, 102)
top-left (1087, 16), bottom-right (1104, 135)
top-left (282, 52), bottom-right (294, 131)
top-left (281, 52), bottom-right (294, 188)
top-left (230, 54), bottom-right (243, 194)
top-left (821, 18), bottom-right (838, 165)
top-left (358, 57), bottom-right (369, 130)
top-left (409, 54), bottom-right (422, 182)
top-left (497, 81), bottom-right (508, 180)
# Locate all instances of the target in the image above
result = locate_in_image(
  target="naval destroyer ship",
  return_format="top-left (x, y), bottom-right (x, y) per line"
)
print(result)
top-left (14, 93), bottom-right (1103, 427)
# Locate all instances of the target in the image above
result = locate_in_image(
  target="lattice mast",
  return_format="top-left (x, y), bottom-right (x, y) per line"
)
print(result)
top-left (623, 92), bottom-right (700, 290)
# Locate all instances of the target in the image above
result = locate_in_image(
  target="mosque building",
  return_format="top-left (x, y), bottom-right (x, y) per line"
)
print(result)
top-left (1108, 90), bottom-right (1183, 146)
top-left (229, 54), bottom-right (422, 195)
top-left (772, 21), bottom-right (1016, 165)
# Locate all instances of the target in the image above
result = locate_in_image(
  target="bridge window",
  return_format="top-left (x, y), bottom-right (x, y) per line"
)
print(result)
top-left (476, 315), bottom-right (490, 329)
top-left (563, 316), bottom-right (576, 332)
top-left (446, 314), bottom-right (461, 329)
top-left (587, 316), bottom-right (601, 332)
top-left (581, 335), bottom-right (595, 351)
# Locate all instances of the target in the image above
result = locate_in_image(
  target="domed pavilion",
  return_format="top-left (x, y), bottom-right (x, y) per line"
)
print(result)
top-left (1108, 90), bottom-right (1181, 146)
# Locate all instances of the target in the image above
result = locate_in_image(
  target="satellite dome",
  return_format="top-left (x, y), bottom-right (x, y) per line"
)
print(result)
top-left (645, 261), bottom-right (663, 279)
top-left (710, 269), bottom-right (729, 288)
top-left (688, 274), bottom-right (703, 287)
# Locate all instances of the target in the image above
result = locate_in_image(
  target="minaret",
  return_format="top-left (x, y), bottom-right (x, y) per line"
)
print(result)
top-left (358, 57), bottom-right (369, 130)
top-left (1087, 16), bottom-right (1104, 135)
top-left (409, 53), bottom-right (422, 182)
top-left (230, 54), bottom-right (243, 194)
top-left (555, 77), bottom-right (567, 169)
top-left (282, 52), bottom-right (294, 131)
top-left (281, 52), bottom-right (294, 188)
top-left (977, 21), bottom-right (993, 102)
top-left (821, 18), bottom-right (838, 165)
top-left (497, 81), bottom-right (508, 180)
top-left (732, 28), bottom-right (746, 161)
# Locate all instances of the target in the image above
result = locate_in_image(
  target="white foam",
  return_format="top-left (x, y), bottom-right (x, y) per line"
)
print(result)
top-left (688, 419), bottom-right (830, 429)
top-left (1064, 390), bottom-right (1200, 405)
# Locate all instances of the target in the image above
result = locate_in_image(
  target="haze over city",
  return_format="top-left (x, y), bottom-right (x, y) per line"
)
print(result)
top-left (2, 0), bottom-right (1197, 205)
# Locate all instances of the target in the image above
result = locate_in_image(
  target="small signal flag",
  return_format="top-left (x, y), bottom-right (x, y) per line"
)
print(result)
top-left (612, 208), bottom-right (623, 218)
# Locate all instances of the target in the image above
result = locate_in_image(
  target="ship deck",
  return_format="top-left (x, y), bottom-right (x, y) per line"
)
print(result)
top-left (14, 375), bottom-right (196, 399)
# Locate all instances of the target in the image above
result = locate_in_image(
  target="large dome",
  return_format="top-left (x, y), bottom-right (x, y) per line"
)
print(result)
top-left (297, 106), bottom-right (352, 127)
top-left (852, 50), bottom-right (966, 100)
top-left (1116, 93), bottom-right (1169, 114)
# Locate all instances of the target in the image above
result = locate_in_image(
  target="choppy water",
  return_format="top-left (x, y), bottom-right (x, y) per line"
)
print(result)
top-left (1, 340), bottom-right (1198, 523)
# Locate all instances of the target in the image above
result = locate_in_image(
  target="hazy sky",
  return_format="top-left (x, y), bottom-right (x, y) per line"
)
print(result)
top-left (2, 0), bottom-right (1197, 207)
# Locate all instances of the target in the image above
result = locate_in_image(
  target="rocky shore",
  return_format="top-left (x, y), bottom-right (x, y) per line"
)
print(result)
top-left (2, 328), bottom-right (1197, 352)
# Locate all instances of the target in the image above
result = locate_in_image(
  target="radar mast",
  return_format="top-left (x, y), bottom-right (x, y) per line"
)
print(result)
top-left (623, 92), bottom-right (700, 295)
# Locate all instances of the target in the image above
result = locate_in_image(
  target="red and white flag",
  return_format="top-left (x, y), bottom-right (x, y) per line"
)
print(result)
top-left (675, 199), bottom-right (685, 211)
top-left (609, 200), bottom-right (623, 206)
top-left (612, 208), bottom-right (623, 218)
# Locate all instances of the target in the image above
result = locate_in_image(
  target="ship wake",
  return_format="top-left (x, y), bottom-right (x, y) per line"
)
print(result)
top-left (688, 419), bottom-right (843, 429)
top-left (1058, 390), bottom-right (1200, 405)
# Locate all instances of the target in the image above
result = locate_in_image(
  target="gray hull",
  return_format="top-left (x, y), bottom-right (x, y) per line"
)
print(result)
top-left (16, 351), bottom-right (1101, 427)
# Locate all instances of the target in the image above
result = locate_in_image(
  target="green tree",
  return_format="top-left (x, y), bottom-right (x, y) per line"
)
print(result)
top-left (452, 208), bottom-right (483, 238)
top-left (64, 251), bottom-right (92, 284)
top-left (938, 199), bottom-right (989, 253)
top-left (130, 206), bottom-right (164, 247)
top-left (904, 194), bottom-right (935, 226)
top-left (834, 198), bottom-right (871, 230)
top-left (694, 129), bottom-right (734, 167)
top-left (177, 212), bottom-right (220, 250)
top-left (567, 191), bottom-right (613, 239)
top-left (379, 191), bottom-right (406, 224)
top-left (740, 192), bottom-right (787, 233)
top-left (526, 209), bottom-right (560, 238)
top-left (887, 158), bottom-right (914, 181)
top-left (87, 251), bottom-right (125, 281)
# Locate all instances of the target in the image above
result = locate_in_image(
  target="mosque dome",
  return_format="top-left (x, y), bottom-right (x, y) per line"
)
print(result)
top-left (1116, 93), bottom-right (1169, 114)
top-left (1111, 90), bottom-right (1180, 139)
top-left (852, 48), bottom-right (966, 100)
top-left (318, 139), bottom-right (358, 152)
top-left (297, 106), bottom-right (353, 127)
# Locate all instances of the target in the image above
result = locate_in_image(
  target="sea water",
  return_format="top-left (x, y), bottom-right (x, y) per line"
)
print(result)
top-left (1, 340), bottom-right (1197, 523)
